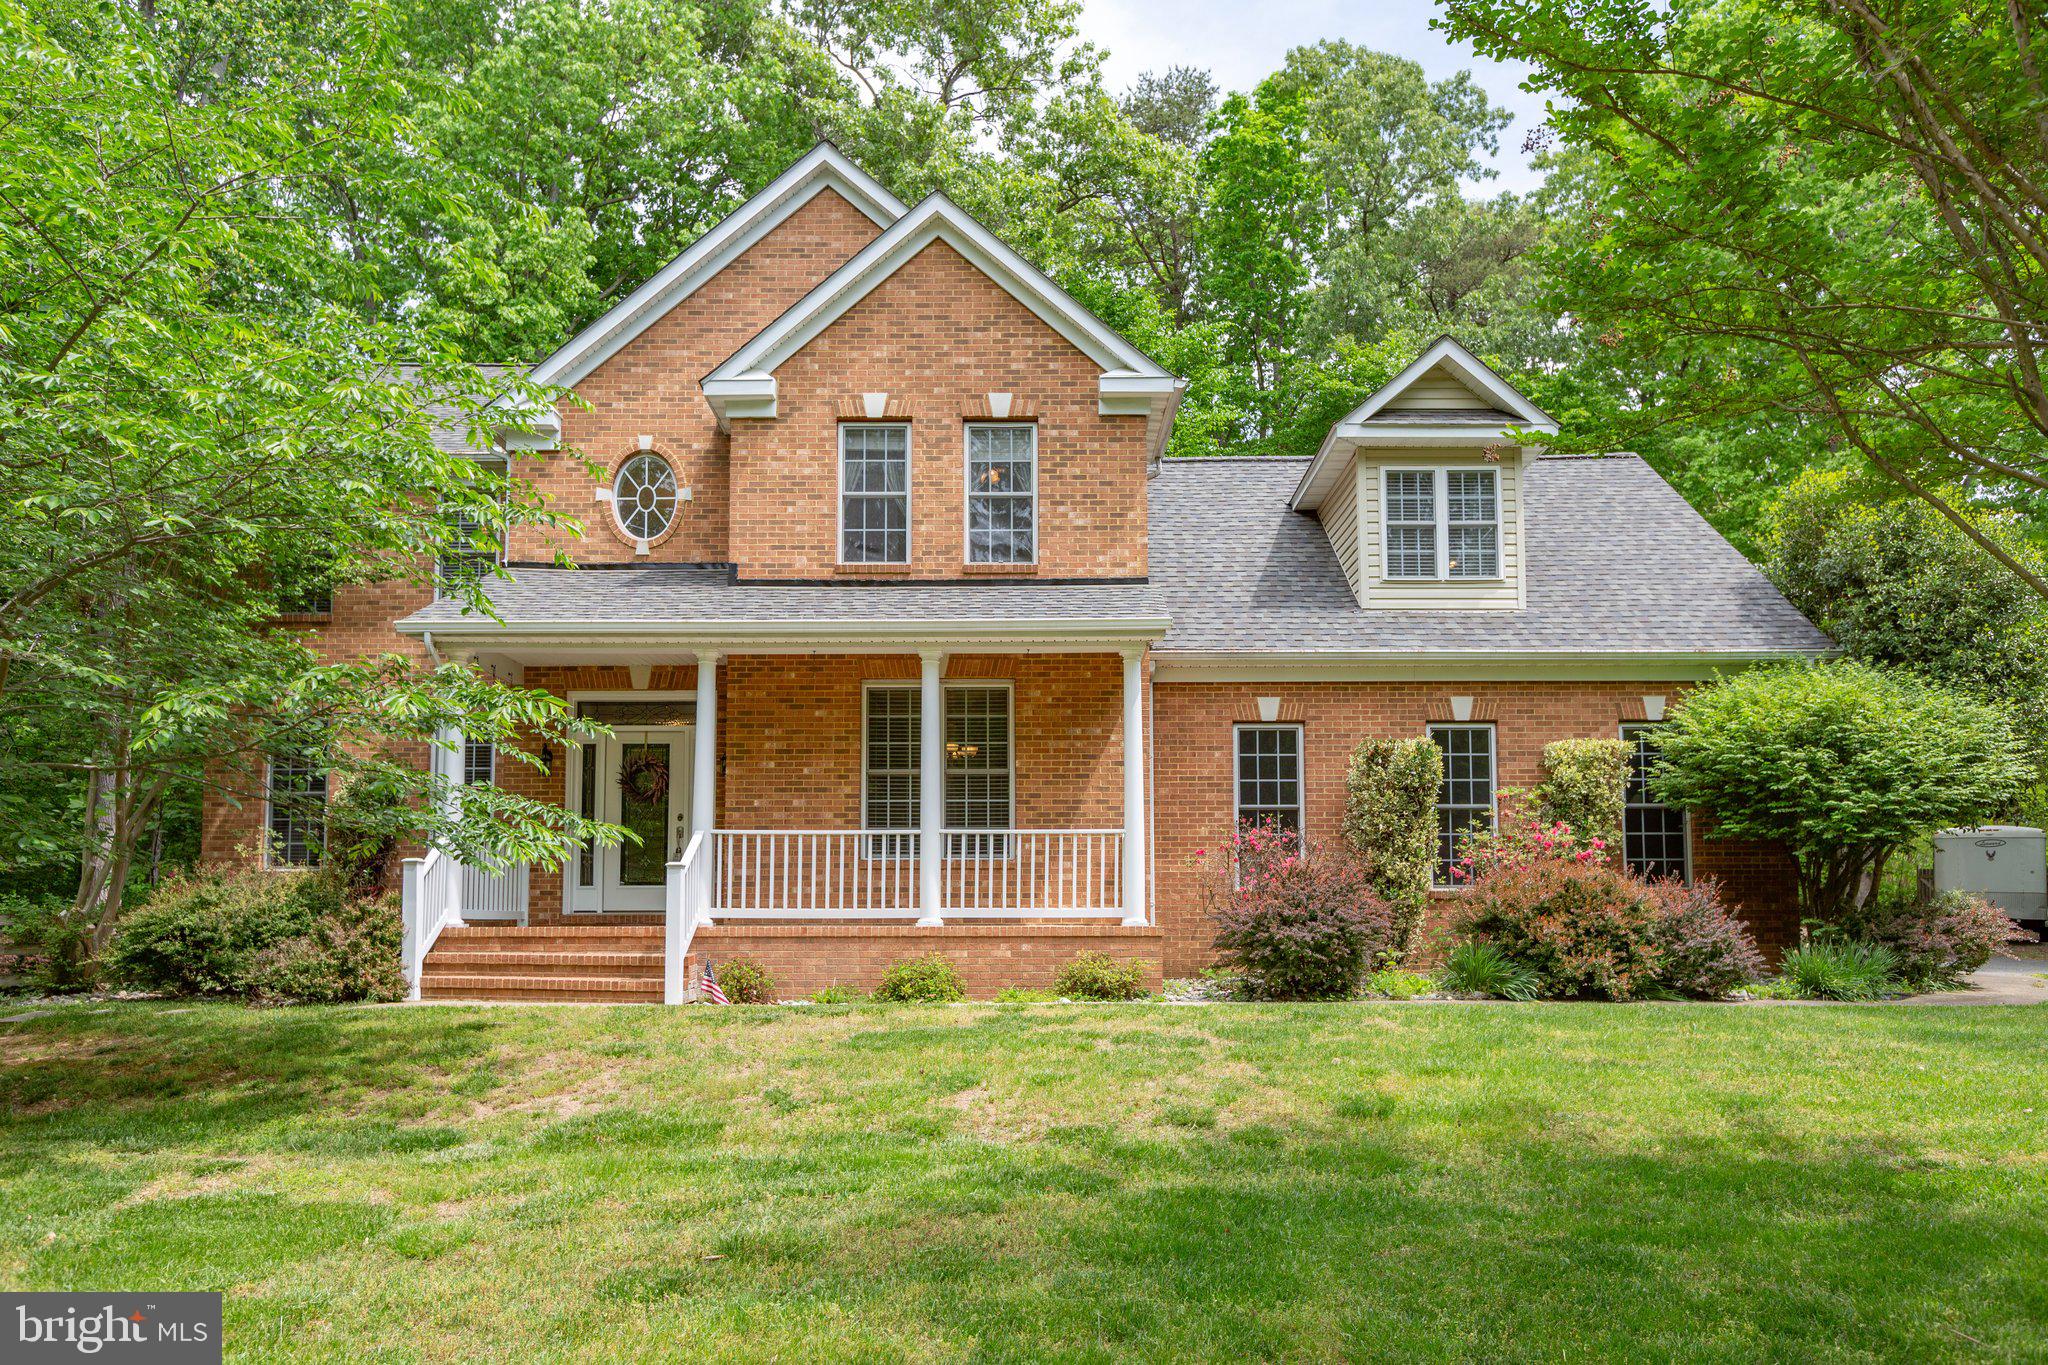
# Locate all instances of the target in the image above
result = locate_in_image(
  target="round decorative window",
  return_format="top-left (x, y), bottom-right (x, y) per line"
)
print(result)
top-left (611, 454), bottom-right (679, 542)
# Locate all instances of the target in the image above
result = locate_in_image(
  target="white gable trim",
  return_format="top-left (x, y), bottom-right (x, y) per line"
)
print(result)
top-left (703, 194), bottom-right (1177, 427)
top-left (523, 145), bottom-right (904, 399)
top-left (1291, 336), bottom-right (1559, 511)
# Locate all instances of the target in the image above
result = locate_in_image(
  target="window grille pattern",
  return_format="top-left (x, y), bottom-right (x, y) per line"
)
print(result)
top-left (967, 425), bottom-right (1035, 563)
top-left (1446, 469), bottom-right (1499, 578)
top-left (841, 425), bottom-right (909, 563)
top-left (1235, 726), bottom-right (1303, 834)
top-left (1384, 469), bottom-right (1437, 578)
top-left (267, 751), bottom-right (327, 868)
top-left (613, 453), bottom-right (679, 542)
top-left (1431, 725), bottom-right (1494, 883)
top-left (864, 686), bottom-right (920, 856)
top-left (945, 686), bottom-right (1012, 855)
top-left (1622, 724), bottom-right (1690, 881)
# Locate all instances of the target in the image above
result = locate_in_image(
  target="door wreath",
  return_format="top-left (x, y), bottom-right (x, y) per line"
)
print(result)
top-left (618, 750), bottom-right (670, 804)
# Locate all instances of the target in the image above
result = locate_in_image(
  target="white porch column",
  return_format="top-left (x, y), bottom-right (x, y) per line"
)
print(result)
top-left (692, 651), bottom-right (720, 927)
top-left (917, 648), bottom-right (946, 927)
top-left (1120, 647), bottom-right (1148, 927)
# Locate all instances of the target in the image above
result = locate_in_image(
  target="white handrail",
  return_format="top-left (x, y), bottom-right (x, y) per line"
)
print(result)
top-left (664, 830), bottom-right (709, 1005)
top-left (399, 846), bottom-right (464, 1000)
top-left (708, 828), bottom-right (1124, 920)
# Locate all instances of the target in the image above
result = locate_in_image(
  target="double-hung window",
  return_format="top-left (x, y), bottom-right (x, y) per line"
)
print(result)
top-left (1234, 725), bottom-right (1304, 836)
top-left (266, 750), bottom-right (327, 868)
top-left (966, 424), bottom-right (1036, 563)
top-left (1383, 467), bottom-right (1500, 580)
top-left (1430, 724), bottom-right (1495, 884)
top-left (841, 424), bottom-right (910, 564)
top-left (437, 454), bottom-right (509, 591)
top-left (863, 683), bottom-right (1014, 856)
top-left (1622, 724), bottom-right (1690, 881)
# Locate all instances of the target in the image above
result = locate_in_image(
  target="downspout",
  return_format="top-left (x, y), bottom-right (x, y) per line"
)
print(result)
top-left (422, 630), bottom-right (442, 668)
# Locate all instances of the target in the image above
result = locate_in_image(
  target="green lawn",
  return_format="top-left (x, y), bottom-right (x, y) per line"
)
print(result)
top-left (2, 1001), bottom-right (2044, 1362)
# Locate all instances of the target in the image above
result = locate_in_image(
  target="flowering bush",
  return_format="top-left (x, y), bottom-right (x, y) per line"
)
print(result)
top-left (1838, 890), bottom-right (2038, 990)
top-left (1643, 878), bottom-right (1765, 998)
top-left (1447, 791), bottom-right (1610, 885)
top-left (1204, 826), bottom-right (1396, 1000)
top-left (1455, 860), bottom-right (1661, 1000)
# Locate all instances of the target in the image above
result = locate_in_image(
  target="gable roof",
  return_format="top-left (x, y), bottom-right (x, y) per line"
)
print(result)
top-left (1292, 336), bottom-right (1560, 511)
top-left (701, 193), bottom-right (1183, 450)
top-left (524, 145), bottom-right (905, 398)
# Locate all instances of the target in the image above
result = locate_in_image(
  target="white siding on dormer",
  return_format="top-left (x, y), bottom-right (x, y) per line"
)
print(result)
top-left (1380, 363), bottom-right (1496, 412)
top-left (1356, 450), bottom-right (1524, 610)
top-left (1317, 458), bottom-right (1364, 604)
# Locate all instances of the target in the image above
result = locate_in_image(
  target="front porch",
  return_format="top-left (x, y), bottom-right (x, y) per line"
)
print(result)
top-left (394, 631), bottom-right (1160, 1002)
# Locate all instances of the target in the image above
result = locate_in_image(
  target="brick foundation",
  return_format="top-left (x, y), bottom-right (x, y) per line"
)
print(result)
top-left (693, 922), bottom-right (1163, 999)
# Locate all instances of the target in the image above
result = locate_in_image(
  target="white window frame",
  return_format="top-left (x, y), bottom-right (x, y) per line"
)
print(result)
top-left (860, 680), bottom-right (1016, 858)
top-left (263, 751), bottom-right (327, 869)
top-left (1381, 465), bottom-right (1502, 581)
top-left (608, 451), bottom-right (682, 550)
top-left (462, 736), bottom-right (496, 788)
top-left (1620, 722), bottom-right (1692, 882)
top-left (839, 423), bottom-right (912, 566)
top-left (1232, 724), bottom-right (1305, 836)
top-left (861, 681), bottom-right (923, 857)
top-left (963, 422), bottom-right (1038, 566)
top-left (437, 453), bottom-right (509, 594)
top-left (1429, 722), bottom-right (1497, 886)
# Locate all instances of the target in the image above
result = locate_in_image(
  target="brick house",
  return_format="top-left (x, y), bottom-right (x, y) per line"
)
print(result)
top-left (202, 145), bottom-right (1831, 1001)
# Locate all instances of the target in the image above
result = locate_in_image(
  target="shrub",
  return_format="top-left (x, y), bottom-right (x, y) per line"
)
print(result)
top-left (1437, 941), bottom-right (1541, 1001)
top-left (1341, 737), bottom-right (1442, 956)
top-left (874, 954), bottom-right (966, 1003)
top-left (1644, 878), bottom-right (1766, 999)
top-left (106, 869), bottom-right (342, 995)
top-left (0, 892), bottom-right (95, 993)
top-left (1839, 889), bottom-right (2038, 990)
top-left (1535, 739), bottom-right (1629, 859)
top-left (1053, 952), bottom-right (1148, 1001)
top-left (1457, 860), bottom-right (1661, 1000)
top-left (1778, 939), bottom-right (1899, 1001)
top-left (1207, 829), bottom-right (1397, 1001)
top-left (248, 895), bottom-right (404, 1004)
top-left (1653, 661), bottom-right (2029, 922)
top-left (994, 987), bottom-right (1058, 1003)
top-left (1450, 792), bottom-right (1611, 884)
top-left (712, 957), bottom-right (775, 1003)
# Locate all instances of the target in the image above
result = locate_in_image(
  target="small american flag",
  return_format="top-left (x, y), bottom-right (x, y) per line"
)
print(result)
top-left (699, 965), bottom-right (729, 1005)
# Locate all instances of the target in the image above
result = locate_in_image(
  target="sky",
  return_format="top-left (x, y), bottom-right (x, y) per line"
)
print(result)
top-left (1084, 0), bottom-right (1550, 195)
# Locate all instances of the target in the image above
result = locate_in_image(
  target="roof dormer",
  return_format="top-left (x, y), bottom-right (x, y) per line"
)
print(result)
top-left (1295, 338), bottom-right (1558, 610)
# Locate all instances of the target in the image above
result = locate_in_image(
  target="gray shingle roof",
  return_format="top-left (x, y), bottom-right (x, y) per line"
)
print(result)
top-left (399, 453), bottom-right (1829, 658)
top-left (399, 564), bottom-right (1165, 629)
top-left (398, 363), bottom-right (525, 454)
top-left (1147, 454), bottom-right (1832, 656)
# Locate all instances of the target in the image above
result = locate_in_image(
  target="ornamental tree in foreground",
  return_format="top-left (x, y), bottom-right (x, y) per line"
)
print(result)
top-left (1651, 663), bottom-right (2029, 922)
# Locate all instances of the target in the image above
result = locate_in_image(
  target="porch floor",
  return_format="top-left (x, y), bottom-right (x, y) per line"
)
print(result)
top-left (417, 922), bottom-right (1166, 1003)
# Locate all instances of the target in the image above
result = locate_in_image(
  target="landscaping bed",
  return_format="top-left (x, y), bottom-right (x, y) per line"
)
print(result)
top-left (2, 999), bottom-right (2044, 1360)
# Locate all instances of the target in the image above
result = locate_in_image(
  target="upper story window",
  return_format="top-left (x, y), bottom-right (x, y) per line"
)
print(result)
top-left (612, 453), bottom-right (679, 546)
top-left (966, 424), bottom-right (1036, 564)
top-left (841, 424), bottom-right (909, 564)
top-left (1622, 723), bottom-right (1690, 882)
top-left (438, 454), bottom-right (508, 591)
top-left (1384, 467), bottom-right (1500, 580)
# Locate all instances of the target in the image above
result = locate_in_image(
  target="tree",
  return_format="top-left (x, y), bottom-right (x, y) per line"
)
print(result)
top-left (1652, 663), bottom-right (2029, 922)
top-left (1770, 468), bottom-right (2048, 776)
top-left (1438, 0), bottom-right (2048, 594)
top-left (0, 0), bottom-right (616, 961)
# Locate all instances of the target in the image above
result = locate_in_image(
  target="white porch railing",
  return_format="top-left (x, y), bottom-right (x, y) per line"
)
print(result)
top-left (461, 862), bottom-right (529, 921)
top-left (664, 830), bottom-right (711, 1004)
top-left (942, 829), bottom-right (1123, 915)
top-left (707, 828), bottom-right (1124, 919)
top-left (400, 847), bottom-right (464, 1000)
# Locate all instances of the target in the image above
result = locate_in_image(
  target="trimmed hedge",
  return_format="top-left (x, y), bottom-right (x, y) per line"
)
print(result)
top-left (1341, 736), bottom-right (1441, 957)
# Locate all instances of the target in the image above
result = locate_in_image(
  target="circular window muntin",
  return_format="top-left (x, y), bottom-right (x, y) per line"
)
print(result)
top-left (611, 453), bottom-right (679, 543)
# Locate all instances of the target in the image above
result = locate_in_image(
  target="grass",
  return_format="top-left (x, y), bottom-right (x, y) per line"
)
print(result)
top-left (2, 1000), bottom-right (2045, 1362)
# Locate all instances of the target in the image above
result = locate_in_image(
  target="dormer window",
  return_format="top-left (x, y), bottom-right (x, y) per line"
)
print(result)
top-left (1383, 467), bottom-right (1499, 580)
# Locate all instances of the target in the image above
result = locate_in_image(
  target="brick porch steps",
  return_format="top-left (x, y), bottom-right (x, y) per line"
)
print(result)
top-left (420, 924), bottom-right (681, 1003)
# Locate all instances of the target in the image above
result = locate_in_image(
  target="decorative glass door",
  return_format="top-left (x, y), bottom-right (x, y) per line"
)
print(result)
top-left (594, 728), bottom-right (691, 913)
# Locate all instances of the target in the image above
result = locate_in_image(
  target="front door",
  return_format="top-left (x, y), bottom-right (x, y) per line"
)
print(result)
top-left (596, 728), bottom-right (692, 913)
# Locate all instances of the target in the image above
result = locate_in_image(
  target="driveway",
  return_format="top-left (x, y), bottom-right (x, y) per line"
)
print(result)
top-left (1902, 954), bottom-right (2048, 1005)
